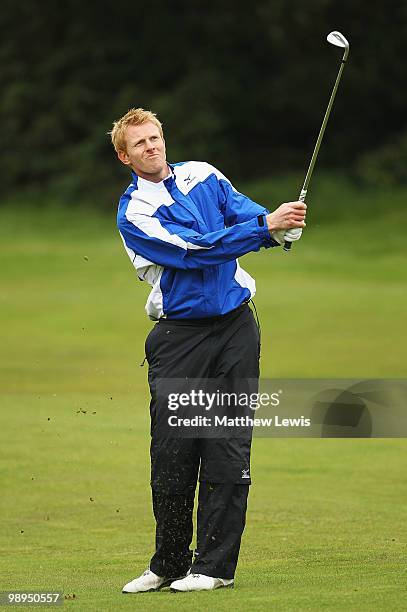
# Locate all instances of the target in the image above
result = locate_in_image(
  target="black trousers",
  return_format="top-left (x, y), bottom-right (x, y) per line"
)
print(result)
top-left (145, 303), bottom-right (260, 580)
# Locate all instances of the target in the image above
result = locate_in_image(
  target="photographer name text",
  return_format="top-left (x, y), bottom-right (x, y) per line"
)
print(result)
top-left (168, 415), bottom-right (311, 428)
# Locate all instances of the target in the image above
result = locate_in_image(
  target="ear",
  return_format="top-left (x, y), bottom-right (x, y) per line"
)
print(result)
top-left (117, 149), bottom-right (131, 166)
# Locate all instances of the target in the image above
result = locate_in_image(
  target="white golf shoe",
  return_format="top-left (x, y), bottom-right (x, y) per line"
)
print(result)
top-left (170, 573), bottom-right (234, 592)
top-left (122, 569), bottom-right (174, 593)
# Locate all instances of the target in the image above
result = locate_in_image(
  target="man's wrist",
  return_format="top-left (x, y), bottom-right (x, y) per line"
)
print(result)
top-left (257, 215), bottom-right (280, 247)
top-left (265, 213), bottom-right (277, 233)
top-left (258, 214), bottom-right (275, 233)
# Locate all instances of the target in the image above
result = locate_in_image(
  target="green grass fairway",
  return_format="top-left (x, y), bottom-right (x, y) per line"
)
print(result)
top-left (1, 177), bottom-right (407, 610)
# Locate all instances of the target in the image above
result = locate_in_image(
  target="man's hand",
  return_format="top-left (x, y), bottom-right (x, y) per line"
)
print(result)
top-left (266, 201), bottom-right (307, 232)
top-left (283, 228), bottom-right (303, 242)
top-left (272, 227), bottom-right (303, 245)
top-left (266, 201), bottom-right (307, 245)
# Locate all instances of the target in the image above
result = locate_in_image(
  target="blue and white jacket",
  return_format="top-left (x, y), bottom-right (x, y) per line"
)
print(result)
top-left (117, 161), bottom-right (279, 319)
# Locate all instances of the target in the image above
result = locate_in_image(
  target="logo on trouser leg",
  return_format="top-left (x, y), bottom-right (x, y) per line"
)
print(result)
top-left (241, 469), bottom-right (250, 479)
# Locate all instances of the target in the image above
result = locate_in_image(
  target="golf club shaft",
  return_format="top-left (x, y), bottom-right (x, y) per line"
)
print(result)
top-left (283, 53), bottom-right (348, 252)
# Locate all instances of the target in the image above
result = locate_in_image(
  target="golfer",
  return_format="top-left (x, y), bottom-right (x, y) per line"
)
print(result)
top-left (110, 108), bottom-right (306, 593)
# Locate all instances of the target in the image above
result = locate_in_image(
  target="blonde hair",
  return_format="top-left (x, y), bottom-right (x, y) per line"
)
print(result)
top-left (109, 108), bottom-right (164, 153)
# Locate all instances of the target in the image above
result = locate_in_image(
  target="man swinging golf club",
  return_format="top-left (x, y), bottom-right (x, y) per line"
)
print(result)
top-left (110, 28), bottom-right (348, 594)
top-left (110, 107), bottom-right (305, 593)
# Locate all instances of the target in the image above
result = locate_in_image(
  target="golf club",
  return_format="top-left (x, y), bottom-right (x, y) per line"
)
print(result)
top-left (283, 31), bottom-right (350, 252)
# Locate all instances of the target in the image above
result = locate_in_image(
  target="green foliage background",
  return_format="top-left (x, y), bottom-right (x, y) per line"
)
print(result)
top-left (1, 0), bottom-right (407, 205)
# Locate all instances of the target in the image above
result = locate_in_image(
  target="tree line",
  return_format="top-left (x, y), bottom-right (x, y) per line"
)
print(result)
top-left (1, 0), bottom-right (406, 207)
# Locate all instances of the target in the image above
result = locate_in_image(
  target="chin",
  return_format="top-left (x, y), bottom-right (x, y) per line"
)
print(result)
top-left (151, 162), bottom-right (166, 173)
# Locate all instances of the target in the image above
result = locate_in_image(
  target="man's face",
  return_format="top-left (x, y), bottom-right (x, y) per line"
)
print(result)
top-left (118, 122), bottom-right (167, 181)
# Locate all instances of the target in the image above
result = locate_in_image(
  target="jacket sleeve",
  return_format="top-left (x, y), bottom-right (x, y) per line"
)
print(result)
top-left (206, 163), bottom-right (271, 226)
top-left (118, 198), bottom-right (278, 271)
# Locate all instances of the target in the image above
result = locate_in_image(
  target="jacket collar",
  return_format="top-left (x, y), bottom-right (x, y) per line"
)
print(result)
top-left (131, 163), bottom-right (174, 188)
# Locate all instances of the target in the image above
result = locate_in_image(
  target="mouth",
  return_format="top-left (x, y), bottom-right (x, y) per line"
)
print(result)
top-left (147, 153), bottom-right (160, 159)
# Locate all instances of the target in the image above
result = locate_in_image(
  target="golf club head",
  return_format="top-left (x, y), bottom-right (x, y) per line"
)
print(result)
top-left (327, 31), bottom-right (349, 60)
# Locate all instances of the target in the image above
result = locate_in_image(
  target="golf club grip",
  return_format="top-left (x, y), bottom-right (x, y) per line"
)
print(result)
top-left (283, 190), bottom-right (307, 252)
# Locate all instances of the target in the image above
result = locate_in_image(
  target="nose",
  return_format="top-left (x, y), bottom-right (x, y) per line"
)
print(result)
top-left (146, 139), bottom-right (156, 150)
